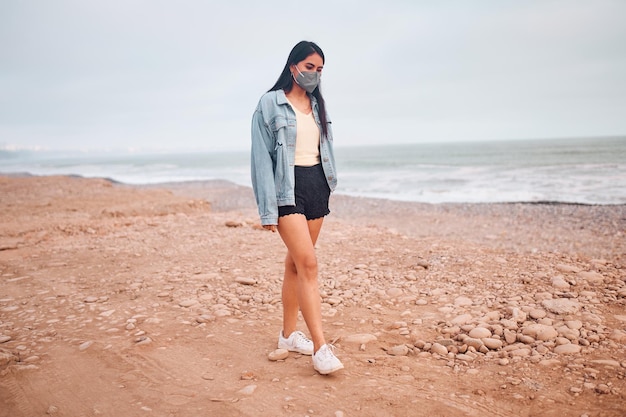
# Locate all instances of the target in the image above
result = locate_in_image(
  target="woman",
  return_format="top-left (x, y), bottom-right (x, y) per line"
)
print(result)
top-left (250, 41), bottom-right (343, 375)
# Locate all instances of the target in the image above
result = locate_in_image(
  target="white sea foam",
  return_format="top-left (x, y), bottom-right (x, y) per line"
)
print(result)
top-left (2, 137), bottom-right (625, 205)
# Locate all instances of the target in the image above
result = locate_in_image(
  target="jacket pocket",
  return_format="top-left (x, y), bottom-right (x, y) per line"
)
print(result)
top-left (270, 116), bottom-right (288, 142)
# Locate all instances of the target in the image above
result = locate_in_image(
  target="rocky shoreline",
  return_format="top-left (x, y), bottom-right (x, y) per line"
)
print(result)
top-left (1, 175), bottom-right (625, 416)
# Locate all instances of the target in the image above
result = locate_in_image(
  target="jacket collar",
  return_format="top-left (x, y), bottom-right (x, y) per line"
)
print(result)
top-left (276, 89), bottom-right (318, 109)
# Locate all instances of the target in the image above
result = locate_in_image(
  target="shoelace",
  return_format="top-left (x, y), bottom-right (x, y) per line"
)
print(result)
top-left (294, 331), bottom-right (312, 346)
top-left (317, 344), bottom-right (337, 359)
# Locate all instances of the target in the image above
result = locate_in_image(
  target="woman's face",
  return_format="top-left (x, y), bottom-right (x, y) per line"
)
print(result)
top-left (291, 53), bottom-right (324, 77)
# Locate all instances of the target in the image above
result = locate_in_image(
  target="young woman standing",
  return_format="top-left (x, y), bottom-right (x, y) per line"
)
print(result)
top-left (250, 41), bottom-right (343, 375)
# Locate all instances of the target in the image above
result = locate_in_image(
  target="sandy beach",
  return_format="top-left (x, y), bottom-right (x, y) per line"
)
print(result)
top-left (1, 174), bottom-right (625, 417)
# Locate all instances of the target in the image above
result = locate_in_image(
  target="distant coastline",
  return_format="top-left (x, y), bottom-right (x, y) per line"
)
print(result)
top-left (2, 136), bottom-right (625, 205)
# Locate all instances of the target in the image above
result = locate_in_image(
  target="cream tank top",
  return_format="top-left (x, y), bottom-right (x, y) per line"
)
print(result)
top-left (287, 97), bottom-right (321, 166)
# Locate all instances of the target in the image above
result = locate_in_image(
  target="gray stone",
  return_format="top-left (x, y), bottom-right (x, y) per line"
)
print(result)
top-left (238, 385), bottom-right (257, 395)
top-left (430, 343), bottom-right (449, 356)
top-left (551, 276), bottom-right (570, 289)
top-left (553, 344), bottom-right (582, 354)
top-left (541, 299), bottom-right (581, 315)
top-left (577, 271), bottom-right (604, 285)
top-left (455, 354), bottom-right (475, 362)
top-left (556, 264), bottom-right (581, 273)
top-left (503, 329), bottom-right (517, 344)
top-left (451, 314), bottom-right (473, 325)
top-left (469, 327), bottom-right (492, 339)
top-left (386, 288), bottom-right (403, 298)
top-left (590, 359), bottom-right (621, 368)
top-left (235, 277), bottom-right (257, 285)
top-left (464, 338), bottom-right (483, 350)
top-left (179, 299), bottom-right (198, 307)
top-left (454, 296), bottom-right (473, 307)
top-left (482, 338), bottom-right (503, 350)
top-left (78, 341), bottom-right (93, 351)
top-left (529, 309), bottom-right (547, 319)
top-left (387, 344), bottom-right (410, 356)
top-left (523, 324), bottom-right (558, 341)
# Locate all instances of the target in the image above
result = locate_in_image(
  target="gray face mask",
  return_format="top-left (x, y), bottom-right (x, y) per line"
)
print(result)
top-left (293, 66), bottom-right (320, 93)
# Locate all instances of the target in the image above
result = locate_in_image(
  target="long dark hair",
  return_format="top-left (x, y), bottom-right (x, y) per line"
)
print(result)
top-left (269, 41), bottom-right (328, 138)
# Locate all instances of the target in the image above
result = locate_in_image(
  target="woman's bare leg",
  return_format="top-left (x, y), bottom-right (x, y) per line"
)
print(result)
top-left (278, 214), bottom-right (326, 352)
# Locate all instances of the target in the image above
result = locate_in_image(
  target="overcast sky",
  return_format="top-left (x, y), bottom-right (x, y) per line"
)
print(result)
top-left (1, 0), bottom-right (625, 152)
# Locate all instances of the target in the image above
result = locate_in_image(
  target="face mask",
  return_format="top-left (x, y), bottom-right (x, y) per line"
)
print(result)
top-left (292, 66), bottom-right (320, 93)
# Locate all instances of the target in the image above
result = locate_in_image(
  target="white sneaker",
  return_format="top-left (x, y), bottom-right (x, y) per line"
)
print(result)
top-left (312, 344), bottom-right (344, 375)
top-left (278, 330), bottom-right (314, 355)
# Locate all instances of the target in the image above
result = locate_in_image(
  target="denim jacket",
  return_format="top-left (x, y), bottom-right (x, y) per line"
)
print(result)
top-left (251, 89), bottom-right (337, 226)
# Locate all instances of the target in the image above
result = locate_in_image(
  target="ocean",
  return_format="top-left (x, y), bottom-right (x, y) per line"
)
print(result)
top-left (1, 137), bottom-right (625, 205)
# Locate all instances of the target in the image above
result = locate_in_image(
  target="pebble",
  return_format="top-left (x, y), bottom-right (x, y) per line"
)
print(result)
top-left (240, 371), bottom-right (255, 380)
top-left (503, 330), bottom-right (517, 344)
top-left (565, 320), bottom-right (583, 330)
top-left (529, 309), bottom-right (547, 319)
top-left (135, 336), bottom-right (152, 345)
top-left (387, 344), bottom-right (409, 356)
top-left (0, 335), bottom-right (12, 343)
top-left (454, 296), bottom-right (473, 307)
top-left (196, 314), bottom-right (215, 323)
top-left (577, 271), bottom-right (604, 285)
top-left (553, 344), bottom-right (582, 355)
top-left (551, 276), bottom-right (570, 289)
top-left (79, 341), bottom-right (93, 351)
top-left (589, 359), bottom-right (621, 368)
top-left (556, 264), bottom-right (580, 273)
top-left (386, 288), bottom-right (403, 298)
top-left (238, 384), bottom-right (257, 395)
top-left (268, 349), bottom-right (289, 361)
top-left (451, 314), bottom-right (473, 325)
top-left (523, 324), bottom-right (558, 341)
top-left (595, 384), bottom-right (611, 394)
top-left (541, 299), bottom-right (581, 315)
top-left (178, 299), bottom-right (198, 308)
top-left (430, 343), bottom-right (448, 356)
top-left (225, 221), bottom-right (243, 228)
top-left (99, 309), bottom-right (116, 317)
top-left (464, 338), bottom-right (483, 350)
top-left (510, 348), bottom-right (531, 357)
top-left (482, 338), bottom-right (503, 350)
top-left (468, 327), bottom-right (491, 339)
top-left (235, 277), bottom-right (257, 285)
top-left (343, 333), bottom-right (377, 344)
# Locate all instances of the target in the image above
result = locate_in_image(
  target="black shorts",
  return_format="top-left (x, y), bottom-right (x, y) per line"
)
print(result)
top-left (278, 164), bottom-right (331, 221)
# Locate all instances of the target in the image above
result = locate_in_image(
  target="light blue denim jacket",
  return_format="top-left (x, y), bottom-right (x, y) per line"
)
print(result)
top-left (251, 89), bottom-right (337, 226)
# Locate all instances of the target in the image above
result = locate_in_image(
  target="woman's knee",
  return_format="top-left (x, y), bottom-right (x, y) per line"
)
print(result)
top-left (284, 256), bottom-right (298, 275)
top-left (296, 254), bottom-right (318, 277)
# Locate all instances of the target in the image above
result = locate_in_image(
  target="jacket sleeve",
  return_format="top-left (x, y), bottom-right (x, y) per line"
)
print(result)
top-left (250, 107), bottom-right (279, 225)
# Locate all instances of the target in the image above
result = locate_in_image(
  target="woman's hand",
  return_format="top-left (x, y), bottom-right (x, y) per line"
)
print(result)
top-left (263, 224), bottom-right (277, 233)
